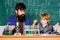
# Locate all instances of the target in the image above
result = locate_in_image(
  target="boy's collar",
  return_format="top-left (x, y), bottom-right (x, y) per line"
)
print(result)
top-left (40, 23), bottom-right (49, 28)
top-left (42, 24), bottom-right (47, 28)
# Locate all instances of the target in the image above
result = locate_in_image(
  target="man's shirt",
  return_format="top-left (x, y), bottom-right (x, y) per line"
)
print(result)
top-left (3, 15), bottom-right (31, 34)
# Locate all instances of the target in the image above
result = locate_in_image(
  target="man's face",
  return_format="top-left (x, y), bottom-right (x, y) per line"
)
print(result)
top-left (16, 9), bottom-right (25, 16)
top-left (16, 9), bottom-right (26, 22)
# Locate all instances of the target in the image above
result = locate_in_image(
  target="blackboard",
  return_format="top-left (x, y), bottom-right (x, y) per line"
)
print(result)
top-left (0, 0), bottom-right (60, 25)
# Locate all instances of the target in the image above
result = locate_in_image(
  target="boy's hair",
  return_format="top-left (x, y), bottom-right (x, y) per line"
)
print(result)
top-left (40, 13), bottom-right (50, 23)
top-left (15, 2), bottom-right (26, 10)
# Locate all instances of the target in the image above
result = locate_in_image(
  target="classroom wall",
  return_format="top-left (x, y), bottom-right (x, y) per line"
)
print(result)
top-left (0, 0), bottom-right (60, 25)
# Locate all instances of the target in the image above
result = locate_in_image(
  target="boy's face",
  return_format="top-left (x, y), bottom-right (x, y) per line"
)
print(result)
top-left (40, 19), bottom-right (48, 25)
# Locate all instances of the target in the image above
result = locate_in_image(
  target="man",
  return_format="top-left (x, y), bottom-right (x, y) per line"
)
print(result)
top-left (3, 2), bottom-right (31, 35)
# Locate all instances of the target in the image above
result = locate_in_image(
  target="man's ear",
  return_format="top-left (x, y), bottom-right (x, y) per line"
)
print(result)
top-left (15, 10), bottom-right (18, 15)
top-left (15, 10), bottom-right (17, 13)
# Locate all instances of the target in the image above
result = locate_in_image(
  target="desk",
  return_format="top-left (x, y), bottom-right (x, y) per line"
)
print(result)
top-left (0, 35), bottom-right (60, 40)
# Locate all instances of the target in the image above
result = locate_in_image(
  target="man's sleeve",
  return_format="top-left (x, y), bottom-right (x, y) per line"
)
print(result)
top-left (25, 18), bottom-right (32, 25)
top-left (7, 16), bottom-right (16, 26)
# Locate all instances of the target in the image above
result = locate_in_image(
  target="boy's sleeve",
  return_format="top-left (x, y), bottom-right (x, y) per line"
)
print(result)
top-left (51, 26), bottom-right (59, 34)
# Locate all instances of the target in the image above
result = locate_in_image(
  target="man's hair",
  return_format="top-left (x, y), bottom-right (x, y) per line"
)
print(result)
top-left (15, 3), bottom-right (26, 10)
top-left (40, 12), bottom-right (50, 23)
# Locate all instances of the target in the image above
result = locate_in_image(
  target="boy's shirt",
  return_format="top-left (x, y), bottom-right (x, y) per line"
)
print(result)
top-left (39, 23), bottom-right (58, 34)
top-left (3, 15), bottom-right (31, 35)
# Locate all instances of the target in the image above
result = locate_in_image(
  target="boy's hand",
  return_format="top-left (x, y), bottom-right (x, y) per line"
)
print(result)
top-left (32, 20), bottom-right (37, 27)
top-left (53, 23), bottom-right (59, 31)
top-left (33, 20), bottom-right (37, 24)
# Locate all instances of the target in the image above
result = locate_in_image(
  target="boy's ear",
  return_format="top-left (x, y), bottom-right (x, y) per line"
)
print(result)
top-left (47, 20), bottom-right (50, 23)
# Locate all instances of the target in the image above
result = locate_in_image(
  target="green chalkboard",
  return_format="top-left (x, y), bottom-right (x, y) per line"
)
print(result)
top-left (0, 0), bottom-right (60, 25)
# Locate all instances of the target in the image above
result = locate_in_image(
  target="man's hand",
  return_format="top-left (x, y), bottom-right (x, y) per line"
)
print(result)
top-left (53, 23), bottom-right (59, 31)
top-left (9, 25), bottom-right (15, 31)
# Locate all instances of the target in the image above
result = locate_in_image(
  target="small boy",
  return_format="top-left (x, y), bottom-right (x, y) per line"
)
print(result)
top-left (39, 13), bottom-right (58, 34)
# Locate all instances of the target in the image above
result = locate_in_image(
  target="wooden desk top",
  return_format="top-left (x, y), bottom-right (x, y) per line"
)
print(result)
top-left (0, 35), bottom-right (60, 38)
top-left (0, 35), bottom-right (60, 40)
